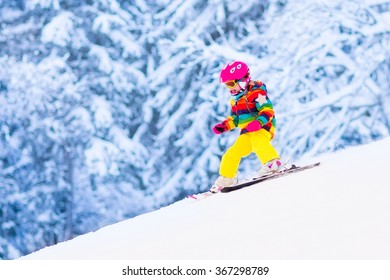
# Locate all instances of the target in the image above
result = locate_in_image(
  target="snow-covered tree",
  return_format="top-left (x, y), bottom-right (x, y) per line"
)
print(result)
top-left (0, 0), bottom-right (152, 259)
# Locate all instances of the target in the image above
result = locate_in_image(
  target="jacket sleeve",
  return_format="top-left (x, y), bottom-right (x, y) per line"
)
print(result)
top-left (220, 99), bottom-right (238, 131)
top-left (252, 83), bottom-right (275, 126)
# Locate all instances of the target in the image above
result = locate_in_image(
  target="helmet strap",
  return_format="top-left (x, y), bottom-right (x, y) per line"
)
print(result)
top-left (230, 73), bottom-right (251, 96)
top-left (238, 81), bottom-right (247, 90)
top-left (238, 76), bottom-right (250, 90)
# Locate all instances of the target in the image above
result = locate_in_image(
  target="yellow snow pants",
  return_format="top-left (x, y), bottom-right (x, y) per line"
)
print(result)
top-left (219, 129), bottom-right (279, 178)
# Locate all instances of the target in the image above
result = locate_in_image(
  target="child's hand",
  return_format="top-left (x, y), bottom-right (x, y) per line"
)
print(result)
top-left (246, 120), bottom-right (262, 132)
top-left (212, 123), bottom-right (226, 134)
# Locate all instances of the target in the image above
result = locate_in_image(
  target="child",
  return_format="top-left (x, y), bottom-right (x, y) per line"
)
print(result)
top-left (211, 61), bottom-right (284, 192)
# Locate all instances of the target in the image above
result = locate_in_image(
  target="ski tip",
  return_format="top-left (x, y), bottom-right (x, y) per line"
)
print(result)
top-left (294, 161), bottom-right (321, 168)
top-left (187, 191), bottom-right (216, 200)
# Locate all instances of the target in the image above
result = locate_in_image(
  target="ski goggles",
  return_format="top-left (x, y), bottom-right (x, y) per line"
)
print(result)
top-left (224, 73), bottom-right (250, 88)
top-left (224, 80), bottom-right (239, 88)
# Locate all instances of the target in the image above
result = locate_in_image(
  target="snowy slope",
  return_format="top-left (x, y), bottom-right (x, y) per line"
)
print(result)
top-left (22, 137), bottom-right (390, 260)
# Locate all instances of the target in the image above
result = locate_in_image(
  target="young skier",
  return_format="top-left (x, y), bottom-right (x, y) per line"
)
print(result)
top-left (210, 61), bottom-right (284, 192)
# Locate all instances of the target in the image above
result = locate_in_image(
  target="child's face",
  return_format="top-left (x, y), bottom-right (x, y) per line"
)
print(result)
top-left (224, 81), bottom-right (243, 95)
top-left (229, 83), bottom-right (242, 95)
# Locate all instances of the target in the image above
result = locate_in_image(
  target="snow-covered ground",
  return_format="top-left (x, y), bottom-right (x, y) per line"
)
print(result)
top-left (2, 137), bottom-right (388, 279)
top-left (21, 137), bottom-right (390, 260)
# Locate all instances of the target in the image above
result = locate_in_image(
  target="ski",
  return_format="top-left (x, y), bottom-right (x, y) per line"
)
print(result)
top-left (220, 162), bottom-right (321, 193)
top-left (187, 162), bottom-right (320, 200)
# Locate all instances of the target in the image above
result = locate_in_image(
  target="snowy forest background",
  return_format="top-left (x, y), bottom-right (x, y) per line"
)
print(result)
top-left (0, 0), bottom-right (389, 260)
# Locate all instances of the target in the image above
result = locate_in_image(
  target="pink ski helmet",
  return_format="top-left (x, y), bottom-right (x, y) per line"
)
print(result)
top-left (219, 61), bottom-right (250, 83)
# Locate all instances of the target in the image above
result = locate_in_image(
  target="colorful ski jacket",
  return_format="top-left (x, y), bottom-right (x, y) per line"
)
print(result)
top-left (220, 80), bottom-right (276, 138)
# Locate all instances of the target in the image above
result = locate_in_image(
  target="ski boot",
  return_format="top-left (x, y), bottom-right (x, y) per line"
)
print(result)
top-left (210, 175), bottom-right (238, 193)
top-left (257, 158), bottom-right (285, 178)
